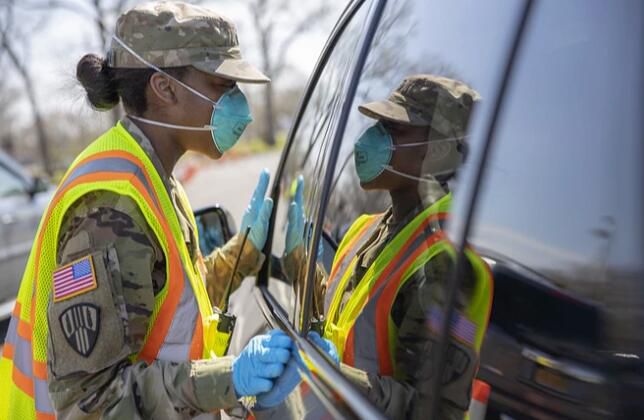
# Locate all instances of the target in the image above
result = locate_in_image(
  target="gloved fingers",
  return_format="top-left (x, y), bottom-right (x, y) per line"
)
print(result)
top-left (307, 331), bottom-right (324, 347)
top-left (252, 377), bottom-right (274, 395)
top-left (263, 329), bottom-right (292, 349)
top-left (254, 197), bottom-right (274, 230)
top-left (307, 332), bottom-right (339, 365)
top-left (258, 362), bottom-right (286, 379)
top-left (259, 347), bottom-right (291, 364)
top-left (293, 175), bottom-right (304, 208)
top-left (251, 169), bottom-right (271, 210)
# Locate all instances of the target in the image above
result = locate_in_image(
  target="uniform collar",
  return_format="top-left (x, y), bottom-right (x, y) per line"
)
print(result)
top-left (120, 117), bottom-right (175, 194)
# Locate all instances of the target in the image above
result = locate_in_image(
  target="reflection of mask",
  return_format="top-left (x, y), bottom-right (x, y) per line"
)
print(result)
top-left (353, 123), bottom-right (393, 183)
top-left (112, 36), bottom-right (252, 153)
top-left (353, 122), bottom-right (464, 183)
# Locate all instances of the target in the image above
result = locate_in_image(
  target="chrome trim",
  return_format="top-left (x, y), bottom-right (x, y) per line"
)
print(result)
top-left (522, 347), bottom-right (605, 384)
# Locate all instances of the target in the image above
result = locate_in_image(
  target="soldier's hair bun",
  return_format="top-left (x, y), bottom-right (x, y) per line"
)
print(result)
top-left (76, 54), bottom-right (120, 111)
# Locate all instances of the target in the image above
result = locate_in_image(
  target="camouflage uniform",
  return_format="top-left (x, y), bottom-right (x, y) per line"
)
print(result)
top-left (47, 2), bottom-right (270, 418)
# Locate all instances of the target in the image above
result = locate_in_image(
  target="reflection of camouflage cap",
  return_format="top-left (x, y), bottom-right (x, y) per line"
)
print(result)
top-left (107, 1), bottom-right (269, 83)
top-left (359, 74), bottom-right (480, 137)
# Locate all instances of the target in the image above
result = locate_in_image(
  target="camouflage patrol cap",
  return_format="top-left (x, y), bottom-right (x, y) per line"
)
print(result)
top-left (359, 74), bottom-right (480, 137)
top-left (108, 1), bottom-right (269, 83)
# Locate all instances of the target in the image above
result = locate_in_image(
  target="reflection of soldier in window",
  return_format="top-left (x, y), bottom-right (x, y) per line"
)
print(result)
top-left (286, 75), bottom-right (493, 419)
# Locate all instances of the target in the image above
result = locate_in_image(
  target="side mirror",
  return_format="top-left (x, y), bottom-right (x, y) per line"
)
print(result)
top-left (194, 206), bottom-right (237, 256)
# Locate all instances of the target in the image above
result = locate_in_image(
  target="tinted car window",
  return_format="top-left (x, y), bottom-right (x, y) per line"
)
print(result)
top-left (465, 1), bottom-right (644, 417)
top-left (273, 0), bottom-right (373, 309)
top-left (279, 0), bottom-right (525, 417)
top-left (327, 0), bottom-right (524, 237)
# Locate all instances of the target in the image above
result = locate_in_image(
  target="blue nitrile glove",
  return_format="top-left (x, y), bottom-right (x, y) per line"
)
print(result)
top-left (240, 169), bottom-right (273, 249)
top-left (255, 350), bottom-right (302, 409)
top-left (232, 330), bottom-right (292, 397)
top-left (308, 331), bottom-right (339, 366)
top-left (285, 176), bottom-right (305, 255)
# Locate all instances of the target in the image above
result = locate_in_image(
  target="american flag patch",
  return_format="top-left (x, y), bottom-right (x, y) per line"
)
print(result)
top-left (53, 256), bottom-right (97, 302)
top-left (426, 306), bottom-right (476, 346)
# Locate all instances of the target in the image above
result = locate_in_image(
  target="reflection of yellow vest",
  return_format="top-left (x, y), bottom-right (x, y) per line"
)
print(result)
top-left (324, 194), bottom-right (493, 376)
top-left (0, 123), bottom-right (217, 419)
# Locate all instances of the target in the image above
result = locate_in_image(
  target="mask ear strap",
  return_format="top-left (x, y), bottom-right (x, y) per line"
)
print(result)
top-left (111, 35), bottom-right (217, 106)
top-left (392, 135), bottom-right (469, 149)
top-left (129, 115), bottom-right (215, 131)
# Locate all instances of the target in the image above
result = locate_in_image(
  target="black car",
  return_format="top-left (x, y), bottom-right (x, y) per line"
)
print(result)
top-left (203, 0), bottom-right (644, 418)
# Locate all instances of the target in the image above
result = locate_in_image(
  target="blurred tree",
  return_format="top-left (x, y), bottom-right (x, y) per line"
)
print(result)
top-left (18, 0), bottom-right (138, 125)
top-left (0, 0), bottom-right (53, 175)
top-left (241, 0), bottom-right (332, 145)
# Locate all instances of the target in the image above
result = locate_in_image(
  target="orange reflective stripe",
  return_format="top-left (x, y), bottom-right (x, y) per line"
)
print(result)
top-left (368, 212), bottom-right (448, 297)
top-left (12, 301), bottom-right (21, 317)
top-left (3, 342), bottom-right (15, 359)
top-left (12, 361), bottom-right (34, 397)
top-left (375, 231), bottom-right (446, 375)
top-left (33, 361), bottom-right (47, 381)
top-left (36, 412), bottom-right (56, 420)
top-left (326, 216), bottom-right (381, 288)
top-left (17, 318), bottom-right (31, 341)
top-left (189, 314), bottom-right (204, 360)
top-left (343, 328), bottom-right (355, 366)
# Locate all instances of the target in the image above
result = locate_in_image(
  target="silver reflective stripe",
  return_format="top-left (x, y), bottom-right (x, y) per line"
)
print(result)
top-left (324, 217), bottom-right (383, 314)
top-left (34, 378), bottom-right (55, 413)
top-left (60, 157), bottom-right (158, 209)
top-left (157, 343), bottom-right (192, 362)
top-left (13, 333), bottom-right (33, 377)
top-left (157, 267), bottom-right (199, 362)
top-left (351, 227), bottom-right (440, 373)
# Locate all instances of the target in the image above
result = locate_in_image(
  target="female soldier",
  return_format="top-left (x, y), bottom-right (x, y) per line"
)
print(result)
top-left (0, 2), bottom-right (293, 418)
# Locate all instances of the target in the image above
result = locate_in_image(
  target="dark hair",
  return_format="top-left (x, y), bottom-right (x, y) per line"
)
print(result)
top-left (76, 53), bottom-right (187, 115)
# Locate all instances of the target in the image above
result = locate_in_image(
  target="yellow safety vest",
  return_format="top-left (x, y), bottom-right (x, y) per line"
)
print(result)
top-left (324, 193), bottom-right (493, 376)
top-left (0, 122), bottom-right (218, 419)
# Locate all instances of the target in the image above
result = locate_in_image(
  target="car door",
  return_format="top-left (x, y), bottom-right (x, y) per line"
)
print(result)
top-left (255, 0), bottom-right (528, 418)
top-left (454, 1), bottom-right (644, 418)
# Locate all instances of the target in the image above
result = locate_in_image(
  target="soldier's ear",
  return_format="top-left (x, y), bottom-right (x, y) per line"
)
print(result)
top-left (148, 72), bottom-right (178, 106)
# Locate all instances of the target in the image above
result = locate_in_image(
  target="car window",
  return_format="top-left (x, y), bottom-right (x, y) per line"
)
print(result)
top-left (0, 164), bottom-right (27, 198)
top-left (273, 0), bottom-right (526, 417)
top-left (272, 1), bottom-right (374, 312)
top-left (464, 1), bottom-right (644, 416)
top-left (320, 1), bottom-right (526, 416)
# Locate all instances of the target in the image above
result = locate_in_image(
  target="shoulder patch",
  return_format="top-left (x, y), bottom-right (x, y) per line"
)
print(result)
top-left (53, 255), bottom-right (98, 302)
top-left (59, 303), bottom-right (101, 357)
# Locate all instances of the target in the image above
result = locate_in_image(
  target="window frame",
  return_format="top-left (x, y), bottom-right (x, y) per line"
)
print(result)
top-left (254, 0), bottom-right (389, 418)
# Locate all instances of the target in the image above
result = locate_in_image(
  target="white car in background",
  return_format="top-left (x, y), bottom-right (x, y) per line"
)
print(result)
top-left (0, 151), bottom-right (53, 326)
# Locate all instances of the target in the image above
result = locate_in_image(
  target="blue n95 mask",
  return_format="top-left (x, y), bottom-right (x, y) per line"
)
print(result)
top-left (353, 123), bottom-right (394, 183)
top-left (354, 122), bottom-right (464, 183)
top-left (112, 36), bottom-right (252, 154)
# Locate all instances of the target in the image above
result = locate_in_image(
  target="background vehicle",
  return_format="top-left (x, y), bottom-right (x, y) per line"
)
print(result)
top-left (206, 0), bottom-right (644, 418)
top-left (0, 151), bottom-right (53, 327)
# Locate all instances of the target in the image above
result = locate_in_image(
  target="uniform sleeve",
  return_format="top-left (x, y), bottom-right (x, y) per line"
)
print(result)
top-left (338, 252), bottom-right (478, 420)
top-left (281, 245), bottom-right (327, 320)
top-left (47, 193), bottom-right (239, 419)
top-left (202, 233), bottom-right (264, 307)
